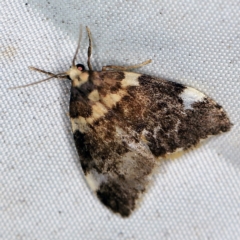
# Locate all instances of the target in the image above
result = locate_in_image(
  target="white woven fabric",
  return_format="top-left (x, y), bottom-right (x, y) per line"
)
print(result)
top-left (1, 0), bottom-right (240, 239)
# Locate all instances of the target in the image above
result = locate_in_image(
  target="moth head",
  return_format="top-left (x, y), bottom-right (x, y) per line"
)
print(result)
top-left (66, 63), bottom-right (89, 87)
top-left (66, 64), bottom-right (85, 80)
top-left (9, 26), bottom-right (88, 90)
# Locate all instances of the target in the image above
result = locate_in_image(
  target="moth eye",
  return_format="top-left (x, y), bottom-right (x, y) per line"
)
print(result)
top-left (76, 64), bottom-right (85, 71)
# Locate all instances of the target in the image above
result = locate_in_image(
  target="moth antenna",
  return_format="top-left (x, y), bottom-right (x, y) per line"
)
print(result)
top-left (9, 75), bottom-right (57, 90)
top-left (29, 66), bottom-right (67, 78)
top-left (86, 26), bottom-right (93, 71)
top-left (9, 71), bottom-right (67, 90)
top-left (72, 25), bottom-right (83, 67)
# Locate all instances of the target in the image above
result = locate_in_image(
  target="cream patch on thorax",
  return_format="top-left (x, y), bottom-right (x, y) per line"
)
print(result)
top-left (68, 68), bottom-right (89, 87)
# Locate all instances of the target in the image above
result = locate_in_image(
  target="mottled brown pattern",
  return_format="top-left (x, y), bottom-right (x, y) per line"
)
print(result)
top-left (73, 130), bottom-right (95, 173)
top-left (100, 71), bottom-right (125, 82)
top-left (135, 74), bottom-right (231, 156)
top-left (70, 101), bottom-right (92, 118)
top-left (177, 99), bottom-right (232, 148)
top-left (70, 87), bottom-right (92, 118)
top-left (97, 71), bottom-right (125, 96)
top-left (70, 70), bottom-right (232, 217)
top-left (97, 180), bottom-right (138, 217)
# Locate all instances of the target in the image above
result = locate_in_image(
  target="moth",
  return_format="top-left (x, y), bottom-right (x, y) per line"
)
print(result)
top-left (13, 27), bottom-right (232, 217)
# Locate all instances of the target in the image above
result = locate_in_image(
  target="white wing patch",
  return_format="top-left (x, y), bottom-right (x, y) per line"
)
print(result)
top-left (85, 169), bottom-right (107, 192)
top-left (180, 87), bottom-right (205, 110)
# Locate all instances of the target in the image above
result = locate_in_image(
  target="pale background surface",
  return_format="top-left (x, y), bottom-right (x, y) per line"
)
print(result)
top-left (1, 0), bottom-right (240, 239)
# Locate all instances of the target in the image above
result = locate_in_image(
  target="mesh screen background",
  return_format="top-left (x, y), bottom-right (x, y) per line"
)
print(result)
top-left (1, 0), bottom-right (240, 239)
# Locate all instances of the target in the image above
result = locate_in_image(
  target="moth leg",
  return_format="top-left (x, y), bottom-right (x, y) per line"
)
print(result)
top-left (102, 59), bottom-right (151, 71)
top-left (86, 26), bottom-right (93, 71)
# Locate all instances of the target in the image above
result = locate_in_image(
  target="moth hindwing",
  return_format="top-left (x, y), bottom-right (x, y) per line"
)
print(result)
top-left (30, 27), bottom-right (232, 217)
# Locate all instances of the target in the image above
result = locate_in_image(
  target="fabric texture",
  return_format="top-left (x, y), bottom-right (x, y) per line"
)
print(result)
top-left (1, 0), bottom-right (240, 239)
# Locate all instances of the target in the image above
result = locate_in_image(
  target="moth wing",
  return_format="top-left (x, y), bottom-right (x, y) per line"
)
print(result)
top-left (118, 73), bottom-right (232, 156)
top-left (70, 70), bottom-right (232, 217)
top-left (73, 126), bottom-right (156, 217)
